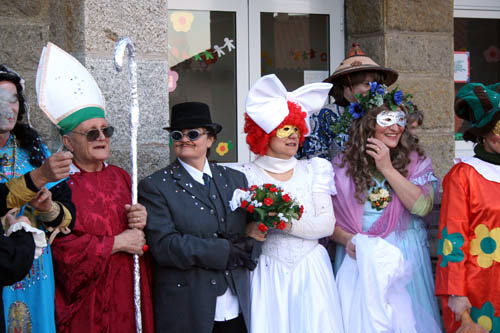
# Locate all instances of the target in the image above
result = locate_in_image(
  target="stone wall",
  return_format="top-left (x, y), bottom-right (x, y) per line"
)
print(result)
top-left (345, 0), bottom-right (455, 181)
top-left (0, 0), bottom-right (170, 180)
top-left (345, 0), bottom-right (455, 263)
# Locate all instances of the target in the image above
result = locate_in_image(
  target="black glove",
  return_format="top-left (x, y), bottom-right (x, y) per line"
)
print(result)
top-left (226, 236), bottom-right (257, 271)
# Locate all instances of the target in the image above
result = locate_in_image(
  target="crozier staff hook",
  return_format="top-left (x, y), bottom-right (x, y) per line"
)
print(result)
top-left (114, 36), bottom-right (143, 333)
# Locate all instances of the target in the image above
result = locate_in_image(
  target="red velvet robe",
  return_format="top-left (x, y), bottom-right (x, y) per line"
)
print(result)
top-left (51, 165), bottom-right (154, 333)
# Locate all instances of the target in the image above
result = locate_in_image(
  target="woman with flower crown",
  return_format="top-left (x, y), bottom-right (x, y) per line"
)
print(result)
top-left (331, 82), bottom-right (442, 332)
top-left (231, 74), bottom-right (344, 333)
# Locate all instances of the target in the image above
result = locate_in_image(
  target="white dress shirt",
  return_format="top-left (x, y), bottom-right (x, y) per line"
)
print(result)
top-left (177, 158), bottom-right (240, 321)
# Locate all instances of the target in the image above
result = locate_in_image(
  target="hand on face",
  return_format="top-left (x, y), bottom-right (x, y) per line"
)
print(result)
top-left (366, 137), bottom-right (393, 173)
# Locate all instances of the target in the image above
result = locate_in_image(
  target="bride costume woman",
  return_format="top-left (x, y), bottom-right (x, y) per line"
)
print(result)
top-left (231, 74), bottom-right (344, 333)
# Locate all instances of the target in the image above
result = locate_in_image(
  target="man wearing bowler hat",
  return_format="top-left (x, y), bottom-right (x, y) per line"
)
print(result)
top-left (139, 102), bottom-right (259, 333)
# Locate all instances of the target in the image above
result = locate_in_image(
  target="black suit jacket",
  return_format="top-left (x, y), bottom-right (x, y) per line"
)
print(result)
top-left (139, 160), bottom-right (256, 333)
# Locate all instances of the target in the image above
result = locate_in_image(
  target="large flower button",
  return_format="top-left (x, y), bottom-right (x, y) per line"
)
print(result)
top-left (471, 302), bottom-right (500, 332)
top-left (437, 226), bottom-right (465, 267)
top-left (470, 224), bottom-right (500, 269)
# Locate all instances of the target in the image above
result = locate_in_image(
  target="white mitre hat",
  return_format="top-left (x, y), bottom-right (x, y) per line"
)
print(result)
top-left (36, 42), bottom-right (106, 134)
top-left (245, 74), bottom-right (332, 135)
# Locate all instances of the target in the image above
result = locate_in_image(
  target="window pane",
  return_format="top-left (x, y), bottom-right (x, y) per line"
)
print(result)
top-left (454, 17), bottom-right (500, 140)
top-left (168, 10), bottom-right (237, 162)
top-left (260, 13), bottom-right (330, 90)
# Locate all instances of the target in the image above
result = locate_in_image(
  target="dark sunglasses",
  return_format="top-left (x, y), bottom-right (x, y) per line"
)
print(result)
top-left (170, 129), bottom-right (207, 142)
top-left (72, 126), bottom-right (115, 141)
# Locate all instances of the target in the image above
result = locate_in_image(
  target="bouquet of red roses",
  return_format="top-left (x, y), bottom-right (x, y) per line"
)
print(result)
top-left (229, 183), bottom-right (304, 232)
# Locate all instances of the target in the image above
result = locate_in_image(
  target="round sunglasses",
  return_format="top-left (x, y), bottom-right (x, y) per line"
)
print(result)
top-left (170, 129), bottom-right (207, 142)
top-left (72, 126), bottom-right (115, 141)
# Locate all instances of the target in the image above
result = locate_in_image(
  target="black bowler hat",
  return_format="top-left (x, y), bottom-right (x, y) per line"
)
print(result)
top-left (163, 102), bottom-right (222, 133)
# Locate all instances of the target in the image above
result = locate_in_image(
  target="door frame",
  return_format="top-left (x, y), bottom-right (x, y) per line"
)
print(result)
top-left (168, 0), bottom-right (345, 162)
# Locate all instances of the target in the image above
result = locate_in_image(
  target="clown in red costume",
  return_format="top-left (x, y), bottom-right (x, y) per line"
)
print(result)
top-left (436, 82), bottom-right (500, 333)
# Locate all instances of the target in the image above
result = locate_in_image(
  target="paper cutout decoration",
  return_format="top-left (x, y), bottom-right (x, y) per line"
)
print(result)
top-left (484, 45), bottom-right (500, 63)
top-left (171, 11), bottom-right (194, 32)
top-left (190, 37), bottom-right (234, 66)
top-left (168, 70), bottom-right (179, 93)
top-left (288, 48), bottom-right (328, 62)
top-left (454, 51), bottom-right (470, 83)
top-left (215, 140), bottom-right (233, 156)
top-left (169, 37), bottom-right (236, 72)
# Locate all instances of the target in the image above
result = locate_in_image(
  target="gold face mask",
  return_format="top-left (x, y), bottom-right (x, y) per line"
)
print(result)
top-left (493, 120), bottom-right (500, 137)
top-left (276, 125), bottom-right (300, 138)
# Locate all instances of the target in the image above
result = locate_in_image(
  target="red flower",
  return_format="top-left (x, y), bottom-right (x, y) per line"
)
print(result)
top-left (258, 223), bottom-right (268, 232)
top-left (264, 183), bottom-right (272, 189)
top-left (282, 194), bottom-right (291, 202)
top-left (277, 221), bottom-right (286, 230)
top-left (247, 205), bottom-right (255, 213)
top-left (299, 205), bottom-right (304, 219)
top-left (264, 198), bottom-right (273, 206)
top-left (269, 187), bottom-right (278, 193)
top-left (241, 200), bottom-right (248, 208)
top-left (249, 185), bottom-right (258, 191)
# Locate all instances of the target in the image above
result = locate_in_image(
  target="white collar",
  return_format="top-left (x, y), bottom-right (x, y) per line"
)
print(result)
top-left (253, 155), bottom-right (297, 173)
top-left (69, 162), bottom-right (108, 175)
top-left (462, 157), bottom-right (500, 183)
top-left (177, 158), bottom-right (212, 185)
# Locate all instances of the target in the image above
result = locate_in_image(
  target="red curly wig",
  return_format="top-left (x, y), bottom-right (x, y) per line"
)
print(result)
top-left (244, 101), bottom-right (308, 155)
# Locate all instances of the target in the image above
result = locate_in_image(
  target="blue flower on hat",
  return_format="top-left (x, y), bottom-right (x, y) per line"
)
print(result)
top-left (375, 84), bottom-right (386, 96)
top-left (394, 90), bottom-right (403, 105)
top-left (348, 102), bottom-right (365, 119)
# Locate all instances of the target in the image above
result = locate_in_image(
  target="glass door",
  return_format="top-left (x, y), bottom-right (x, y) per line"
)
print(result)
top-left (167, 0), bottom-right (344, 163)
top-left (454, 0), bottom-right (500, 158)
top-left (249, 0), bottom-right (344, 89)
top-left (168, 0), bottom-right (249, 162)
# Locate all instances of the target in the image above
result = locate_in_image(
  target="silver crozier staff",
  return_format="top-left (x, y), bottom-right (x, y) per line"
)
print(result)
top-left (113, 37), bottom-right (143, 333)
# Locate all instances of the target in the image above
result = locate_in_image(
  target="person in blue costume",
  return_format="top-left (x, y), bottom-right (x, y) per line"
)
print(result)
top-left (330, 83), bottom-right (442, 332)
top-left (297, 43), bottom-right (398, 160)
top-left (0, 64), bottom-right (75, 333)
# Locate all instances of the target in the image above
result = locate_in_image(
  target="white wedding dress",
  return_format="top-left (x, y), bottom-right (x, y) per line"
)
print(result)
top-left (232, 157), bottom-right (344, 333)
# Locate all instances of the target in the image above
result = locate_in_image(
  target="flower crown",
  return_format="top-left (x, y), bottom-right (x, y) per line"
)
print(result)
top-left (348, 82), bottom-right (415, 119)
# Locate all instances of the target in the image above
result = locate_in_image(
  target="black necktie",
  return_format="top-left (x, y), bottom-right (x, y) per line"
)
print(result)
top-left (203, 173), bottom-right (211, 186)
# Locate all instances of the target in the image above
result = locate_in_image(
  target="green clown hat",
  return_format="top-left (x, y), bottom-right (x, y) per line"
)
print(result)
top-left (455, 82), bottom-right (500, 141)
top-left (36, 42), bottom-right (106, 134)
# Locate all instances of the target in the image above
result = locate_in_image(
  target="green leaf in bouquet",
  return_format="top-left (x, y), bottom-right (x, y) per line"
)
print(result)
top-left (256, 191), bottom-right (266, 201)
top-left (253, 207), bottom-right (266, 221)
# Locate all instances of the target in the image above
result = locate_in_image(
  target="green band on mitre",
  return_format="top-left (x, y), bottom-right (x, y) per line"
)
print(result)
top-left (58, 106), bottom-right (106, 134)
